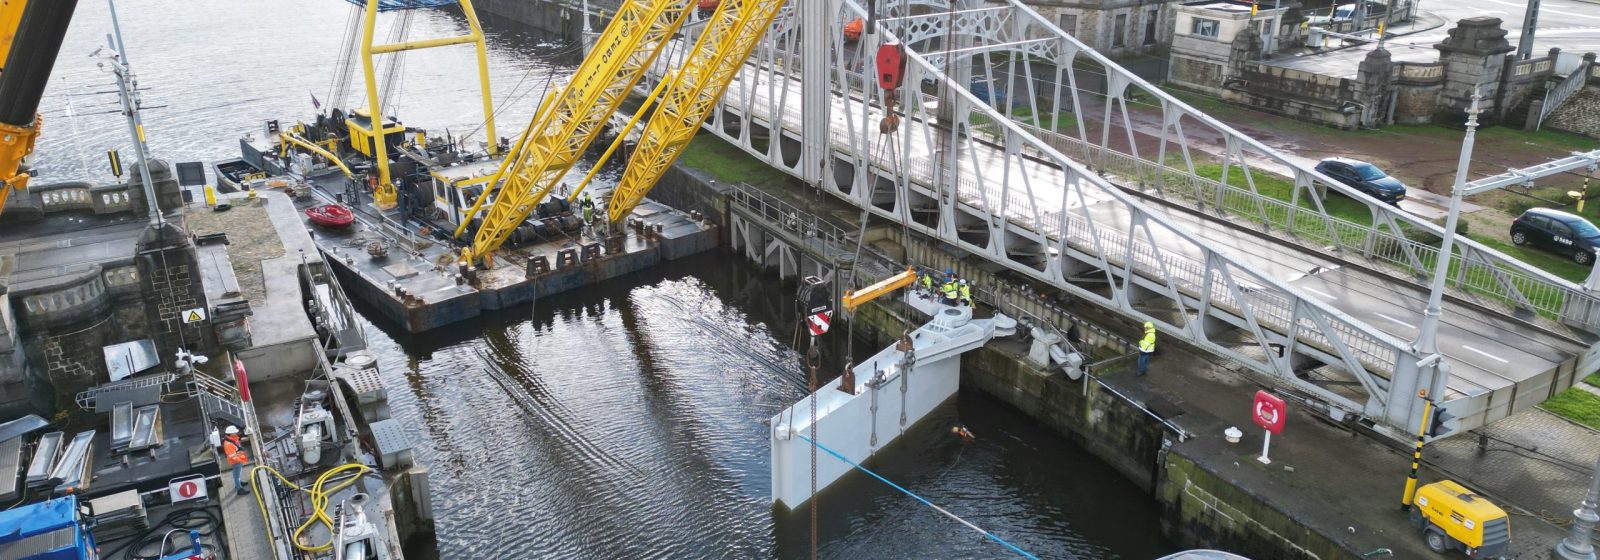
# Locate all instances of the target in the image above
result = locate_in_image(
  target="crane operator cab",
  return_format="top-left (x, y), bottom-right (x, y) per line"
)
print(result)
top-left (427, 157), bottom-right (504, 229)
top-left (1410, 480), bottom-right (1510, 559)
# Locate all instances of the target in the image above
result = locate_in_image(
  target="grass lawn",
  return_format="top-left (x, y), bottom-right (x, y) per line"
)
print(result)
top-left (1586, 372), bottom-right (1600, 388)
top-left (678, 134), bottom-right (789, 187)
top-left (1541, 388), bottom-right (1600, 431)
top-left (1164, 88), bottom-right (1596, 156)
top-left (1190, 162), bottom-right (1374, 224)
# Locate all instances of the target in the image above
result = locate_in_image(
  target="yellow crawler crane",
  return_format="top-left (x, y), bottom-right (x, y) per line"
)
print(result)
top-left (459, 0), bottom-right (695, 264)
top-left (604, 0), bottom-right (788, 223)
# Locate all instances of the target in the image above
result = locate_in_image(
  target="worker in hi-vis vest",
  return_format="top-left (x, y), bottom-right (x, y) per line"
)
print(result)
top-left (941, 279), bottom-right (959, 305)
top-left (1137, 322), bottom-right (1157, 376)
top-left (958, 279), bottom-right (972, 307)
top-left (222, 425), bottom-right (250, 495)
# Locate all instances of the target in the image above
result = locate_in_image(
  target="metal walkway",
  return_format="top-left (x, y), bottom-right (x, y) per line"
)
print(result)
top-left (642, 0), bottom-right (1600, 439)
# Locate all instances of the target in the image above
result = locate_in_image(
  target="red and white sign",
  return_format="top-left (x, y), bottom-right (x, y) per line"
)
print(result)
top-left (1253, 390), bottom-right (1287, 434)
top-left (169, 474), bottom-right (208, 503)
top-left (806, 312), bottom-right (831, 336)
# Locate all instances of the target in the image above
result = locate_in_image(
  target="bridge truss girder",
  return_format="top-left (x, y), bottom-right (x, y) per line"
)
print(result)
top-left (644, 0), bottom-right (1600, 439)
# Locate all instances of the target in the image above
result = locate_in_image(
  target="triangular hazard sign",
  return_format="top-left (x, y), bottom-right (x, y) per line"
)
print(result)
top-left (186, 311), bottom-right (203, 322)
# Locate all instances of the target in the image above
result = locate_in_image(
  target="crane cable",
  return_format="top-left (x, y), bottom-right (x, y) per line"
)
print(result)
top-left (249, 462), bottom-right (374, 553)
top-left (796, 433), bottom-right (1040, 560)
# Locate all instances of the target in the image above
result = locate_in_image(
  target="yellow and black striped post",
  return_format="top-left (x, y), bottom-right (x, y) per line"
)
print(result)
top-left (106, 149), bottom-right (122, 180)
top-left (1401, 391), bottom-right (1434, 511)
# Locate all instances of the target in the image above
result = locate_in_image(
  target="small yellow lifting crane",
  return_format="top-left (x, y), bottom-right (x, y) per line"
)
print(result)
top-left (841, 267), bottom-right (918, 311)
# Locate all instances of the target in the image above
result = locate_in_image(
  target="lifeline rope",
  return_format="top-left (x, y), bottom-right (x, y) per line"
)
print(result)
top-left (795, 433), bottom-right (1041, 560)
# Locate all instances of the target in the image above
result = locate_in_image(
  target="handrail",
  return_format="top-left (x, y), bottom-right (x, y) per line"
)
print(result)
top-left (1537, 60), bottom-right (1593, 130)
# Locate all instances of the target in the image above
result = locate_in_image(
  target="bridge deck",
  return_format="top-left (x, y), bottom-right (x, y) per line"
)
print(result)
top-left (695, 54), bottom-right (1585, 423)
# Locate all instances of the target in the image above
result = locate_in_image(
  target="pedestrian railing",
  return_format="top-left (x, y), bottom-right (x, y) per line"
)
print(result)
top-left (729, 181), bottom-right (859, 251)
top-left (1537, 58), bottom-right (1594, 130)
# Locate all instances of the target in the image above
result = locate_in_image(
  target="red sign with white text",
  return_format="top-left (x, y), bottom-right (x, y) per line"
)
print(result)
top-left (1253, 390), bottom-right (1286, 434)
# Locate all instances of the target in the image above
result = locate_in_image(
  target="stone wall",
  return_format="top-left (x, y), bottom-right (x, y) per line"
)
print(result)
top-left (1221, 61), bottom-right (1363, 129)
top-left (1433, 16), bottom-right (1514, 124)
top-left (137, 223), bottom-right (214, 358)
top-left (1546, 84), bottom-right (1600, 138)
top-left (1496, 50), bottom-right (1560, 125)
top-left (1392, 62), bottom-right (1445, 124)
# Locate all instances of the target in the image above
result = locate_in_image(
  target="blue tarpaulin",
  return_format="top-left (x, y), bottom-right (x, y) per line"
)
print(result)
top-left (341, 0), bottom-right (458, 12)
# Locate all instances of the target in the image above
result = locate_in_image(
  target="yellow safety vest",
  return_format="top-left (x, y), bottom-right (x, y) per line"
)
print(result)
top-left (942, 282), bottom-right (957, 298)
top-left (959, 285), bottom-right (972, 300)
top-left (1139, 330), bottom-right (1156, 353)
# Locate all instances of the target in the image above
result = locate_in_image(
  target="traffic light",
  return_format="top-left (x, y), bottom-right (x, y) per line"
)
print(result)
top-left (1427, 405), bottom-right (1456, 438)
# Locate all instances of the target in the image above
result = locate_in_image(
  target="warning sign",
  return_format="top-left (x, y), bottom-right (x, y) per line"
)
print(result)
top-left (168, 474), bottom-right (208, 503)
top-left (806, 311), bottom-right (831, 336)
top-left (182, 307), bottom-right (207, 324)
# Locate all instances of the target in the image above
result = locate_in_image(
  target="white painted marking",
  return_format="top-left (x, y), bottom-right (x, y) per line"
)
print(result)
top-left (1462, 345), bottom-right (1510, 364)
top-left (1544, 8), bottom-right (1600, 20)
top-left (1373, 312), bottom-right (1417, 329)
top-left (1301, 287), bottom-right (1335, 300)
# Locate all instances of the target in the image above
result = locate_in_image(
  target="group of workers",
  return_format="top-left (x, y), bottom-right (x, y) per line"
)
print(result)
top-left (919, 268), bottom-right (973, 307)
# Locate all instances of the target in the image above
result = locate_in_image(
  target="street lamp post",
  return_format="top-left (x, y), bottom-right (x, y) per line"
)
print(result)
top-left (1415, 89), bottom-right (1481, 390)
top-left (1557, 452), bottom-right (1600, 560)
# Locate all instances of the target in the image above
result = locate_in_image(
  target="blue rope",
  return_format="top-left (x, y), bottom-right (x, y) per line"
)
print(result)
top-left (796, 433), bottom-right (1041, 560)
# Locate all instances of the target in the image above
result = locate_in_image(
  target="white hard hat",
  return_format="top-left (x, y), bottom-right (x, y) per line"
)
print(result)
top-left (960, 279), bottom-right (968, 285)
top-left (225, 425), bottom-right (239, 435)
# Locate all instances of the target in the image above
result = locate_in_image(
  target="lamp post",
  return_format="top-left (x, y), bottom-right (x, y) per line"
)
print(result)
top-left (1557, 451), bottom-right (1600, 559)
top-left (1414, 89), bottom-right (1480, 393)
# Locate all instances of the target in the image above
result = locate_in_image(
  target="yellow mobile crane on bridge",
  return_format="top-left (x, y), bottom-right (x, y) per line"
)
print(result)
top-left (455, 0), bottom-right (788, 265)
top-left (0, 0), bottom-right (80, 218)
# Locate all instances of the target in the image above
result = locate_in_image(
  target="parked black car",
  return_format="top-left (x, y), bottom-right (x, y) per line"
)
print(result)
top-left (1314, 157), bottom-right (1407, 205)
top-left (1511, 207), bottom-right (1600, 264)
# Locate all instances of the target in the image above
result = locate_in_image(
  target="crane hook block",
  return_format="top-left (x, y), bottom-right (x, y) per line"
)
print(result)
top-left (876, 42), bottom-right (906, 91)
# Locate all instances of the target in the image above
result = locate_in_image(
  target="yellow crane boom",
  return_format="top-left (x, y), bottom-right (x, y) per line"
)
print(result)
top-left (280, 133), bottom-right (355, 179)
top-left (461, 0), bottom-right (695, 261)
top-left (606, 0), bottom-right (787, 223)
top-left (0, 0), bottom-right (79, 219)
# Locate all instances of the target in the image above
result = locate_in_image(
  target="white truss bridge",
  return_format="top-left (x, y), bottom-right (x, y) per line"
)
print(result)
top-left (642, 0), bottom-right (1600, 440)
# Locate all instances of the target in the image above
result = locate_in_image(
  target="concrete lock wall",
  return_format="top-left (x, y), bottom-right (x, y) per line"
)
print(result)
top-left (469, 0), bottom-right (613, 40)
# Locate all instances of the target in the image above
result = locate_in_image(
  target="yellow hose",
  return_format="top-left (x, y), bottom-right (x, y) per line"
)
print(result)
top-left (250, 462), bottom-right (373, 552)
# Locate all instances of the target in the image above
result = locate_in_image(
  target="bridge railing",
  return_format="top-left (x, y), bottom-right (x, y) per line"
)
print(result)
top-left (871, 0), bottom-right (1599, 336)
top-left (1009, 122), bottom-right (1596, 322)
top-left (683, 0), bottom-right (1531, 436)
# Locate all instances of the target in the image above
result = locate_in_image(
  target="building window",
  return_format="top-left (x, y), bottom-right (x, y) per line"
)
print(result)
top-left (1059, 13), bottom-right (1078, 36)
top-left (1113, 13), bottom-right (1128, 47)
top-left (1144, 9), bottom-right (1159, 45)
top-left (1192, 18), bottom-right (1219, 38)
